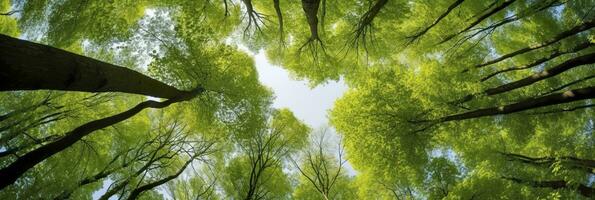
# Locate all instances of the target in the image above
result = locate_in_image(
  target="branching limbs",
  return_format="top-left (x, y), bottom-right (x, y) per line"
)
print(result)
top-left (503, 177), bottom-right (594, 198)
top-left (299, 0), bottom-right (325, 54)
top-left (0, 10), bottom-right (21, 16)
top-left (404, 0), bottom-right (464, 47)
top-left (439, 0), bottom-right (517, 45)
top-left (350, 0), bottom-right (389, 53)
top-left (99, 119), bottom-right (216, 200)
top-left (499, 152), bottom-right (595, 171)
top-left (291, 129), bottom-right (347, 200)
top-left (241, 0), bottom-right (269, 36)
top-left (447, 0), bottom-right (564, 52)
top-left (480, 41), bottom-right (594, 82)
top-left (0, 87), bottom-right (203, 190)
top-left (471, 18), bottom-right (595, 70)
top-left (240, 124), bottom-right (290, 200)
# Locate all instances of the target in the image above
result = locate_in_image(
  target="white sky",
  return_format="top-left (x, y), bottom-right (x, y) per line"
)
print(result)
top-left (252, 50), bottom-right (349, 128)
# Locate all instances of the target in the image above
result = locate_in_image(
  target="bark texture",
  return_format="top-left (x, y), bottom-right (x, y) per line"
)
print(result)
top-left (0, 34), bottom-right (188, 99)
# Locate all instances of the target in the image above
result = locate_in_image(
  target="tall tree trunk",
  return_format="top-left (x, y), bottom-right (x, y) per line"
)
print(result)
top-left (0, 88), bottom-right (203, 189)
top-left (503, 177), bottom-right (594, 198)
top-left (456, 52), bottom-right (595, 104)
top-left (0, 34), bottom-right (189, 99)
top-left (273, 0), bottom-right (284, 39)
top-left (301, 0), bottom-right (321, 40)
top-left (442, 86), bottom-right (594, 122)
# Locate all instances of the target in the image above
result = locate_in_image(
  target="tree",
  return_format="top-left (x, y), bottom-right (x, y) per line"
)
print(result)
top-left (2, 0), bottom-right (595, 199)
top-left (0, 91), bottom-right (201, 189)
top-left (0, 34), bottom-right (194, 99)
top-left (291, 128), bottom-right (355, 200)
top-left (220, 109), bottom-right (310, 200)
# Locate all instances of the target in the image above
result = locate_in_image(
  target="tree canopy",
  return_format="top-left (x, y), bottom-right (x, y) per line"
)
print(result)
top-left (0, 0), bottom-right (594, 199)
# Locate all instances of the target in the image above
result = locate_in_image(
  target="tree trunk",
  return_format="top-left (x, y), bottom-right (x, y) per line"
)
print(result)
top-left (455, 52), bottom-right (595, 104)
top-left (0, 88), bottom-right (202, 189)
top-left (301, 0), bottom-right (321, 40)
top-left (504, 177), bottom-right (593, 198)
top-left (442, 86), bottom-right (594, 122)
top-left (0, 34), bottom-right (188, 99)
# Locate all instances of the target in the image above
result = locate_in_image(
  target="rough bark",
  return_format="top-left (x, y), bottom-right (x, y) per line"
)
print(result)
top-left (0, 34), bottom-right (189, 99)
top-left (0, 88), bottom-right (203, 189)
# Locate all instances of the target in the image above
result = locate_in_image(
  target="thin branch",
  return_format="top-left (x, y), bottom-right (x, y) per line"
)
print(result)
top-left (472, 18), bottom-right (595, 69)
top-left (439, 0), bottom-right (517, 44)
top-left (404, 0), bottom-right (464, 47)
top-left (480, 41), bottom-right (594, 81)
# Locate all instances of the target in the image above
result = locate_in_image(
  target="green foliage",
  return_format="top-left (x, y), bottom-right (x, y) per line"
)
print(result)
top-left (1, 0), bottom-right (594, 199)
top-left (0, 0), bottom-right (18, 36)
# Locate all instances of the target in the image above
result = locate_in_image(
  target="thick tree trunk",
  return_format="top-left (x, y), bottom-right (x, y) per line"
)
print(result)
top-left (0, 88), bottom-right (202, 189)
top-left (0, 34), bottom-right (188, 99)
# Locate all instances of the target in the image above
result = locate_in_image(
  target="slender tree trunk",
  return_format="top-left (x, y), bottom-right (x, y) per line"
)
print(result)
top-left (456, 52), bottom-right (595, 104)
top-left (501, 152), bottom-right (595, 170)
top-left (442, 86), bottom-right (594, 122)
top-left (0, 34), bottom-right (188, 99)
top-left (273, 0), bottom-right (284, 38)
top-left (357, 0), bottom-right (389, 30)
top-left (301, 0), bottom-right (321, 40)
top-left (0, 88), bottom-right (202, 189)
top-left (484, 52), bottom-right (595, 96)
top-left (504, 177), bottom-right (593, 198)
top-left (474, 18), bottom-right (595, 68)
top-left (126, 155), bottom-right (198, 200)
top-left (480, 41), bottom-right (595, 81)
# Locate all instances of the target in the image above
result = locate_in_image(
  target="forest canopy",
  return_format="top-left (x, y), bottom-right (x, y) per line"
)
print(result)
top-left (0, 0), bottom-right (594, 199)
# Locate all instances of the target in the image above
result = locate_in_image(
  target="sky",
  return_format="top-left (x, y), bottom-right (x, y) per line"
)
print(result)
top-left (247, 49), bottom-right (357, 176)
top-left (252, 50), bottom-right (349, 128)
top-left (92, 47), bottom-right (353, 200)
